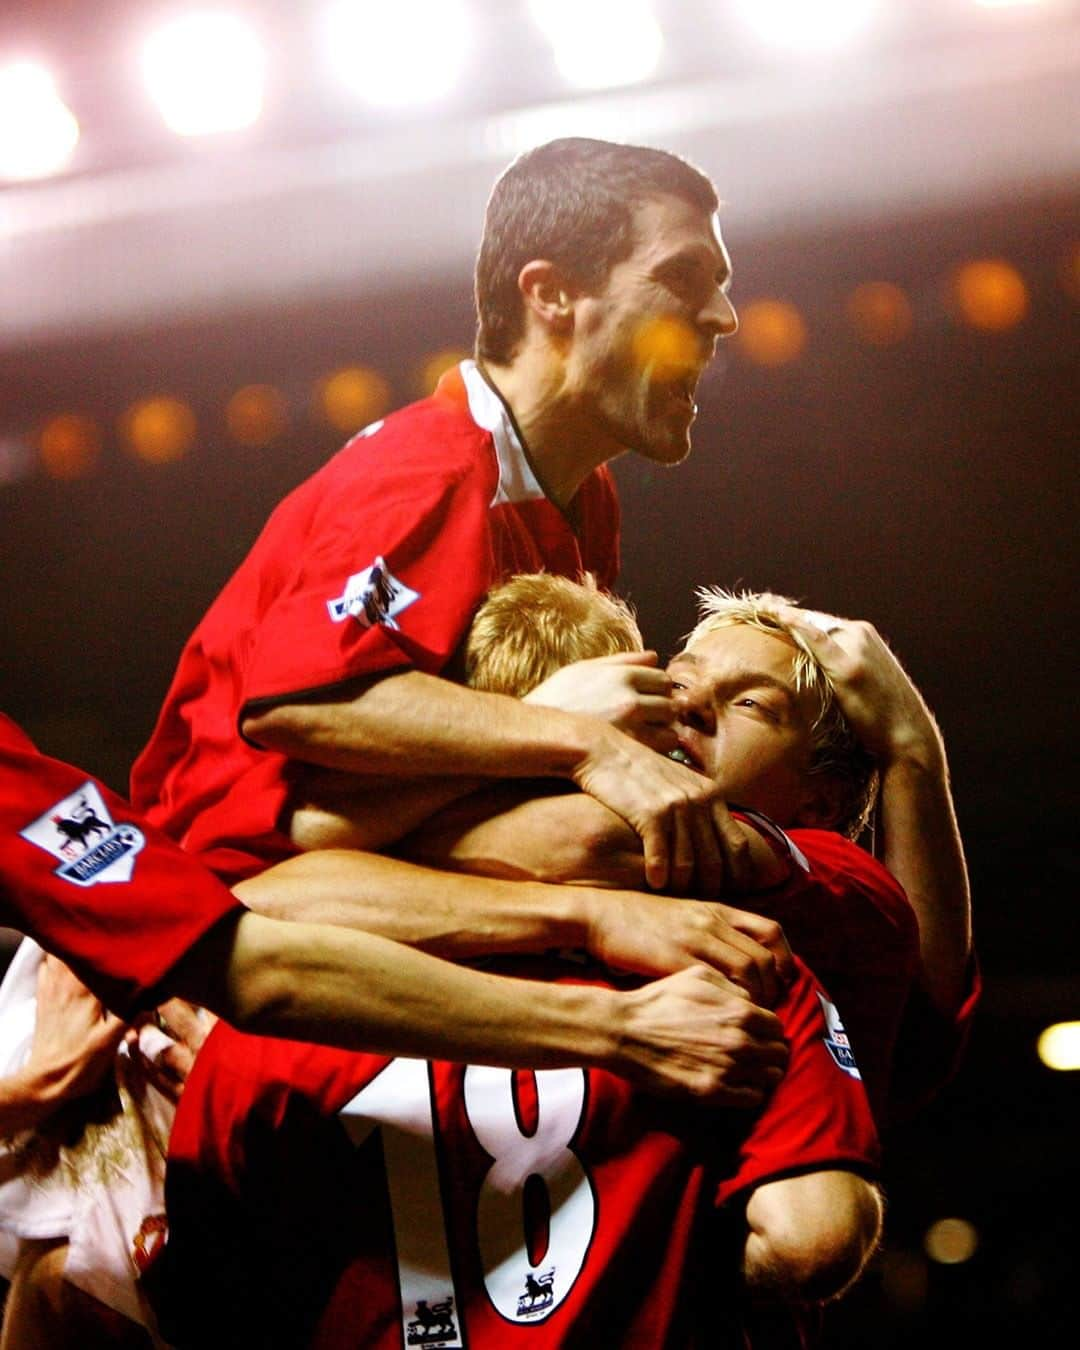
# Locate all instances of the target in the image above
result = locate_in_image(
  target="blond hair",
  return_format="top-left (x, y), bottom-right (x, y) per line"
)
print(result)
top-left (685, 588), bottom-right (879, 840)
top-left (465, 573), bottom-right (642, 698)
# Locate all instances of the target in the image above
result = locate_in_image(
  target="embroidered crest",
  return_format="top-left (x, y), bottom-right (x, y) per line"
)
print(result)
top-left (516, 1268), bottom-right (555, 1319)
top-left (20, 782), bottom-right (145, 887)
top-left (132, 1213), bottom-right (169, 1274)
top-left (817, 993), bottom-right (861, 1079)
top-left (405, 1296), bottom-right (458, 1346)
top-left (326, 556), bottom-right (419, 630)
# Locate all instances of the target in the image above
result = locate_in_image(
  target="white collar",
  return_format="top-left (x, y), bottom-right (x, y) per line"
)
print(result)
top-left (459, 359), bottom-right (546, 507)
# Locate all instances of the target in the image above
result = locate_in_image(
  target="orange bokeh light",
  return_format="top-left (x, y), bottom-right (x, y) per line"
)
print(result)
top-left (122, 396), bottom-right (196, 464)
top-left (317, 366), bottom-right (391, 434)
top-left (632, 316), bottom-right (701, 379)
top-left (418, 348), bottom-right (471, 397)
top-left (39, 414), bottom-right (102, 479)
top-left (846, 282), bottom-right (914, 347)
top-left (737, 300), bottom-right (807, 367)
top-left (226, 384), bottom-right (288, 447)
top-left (951, 259), bottom-right (1028, 332)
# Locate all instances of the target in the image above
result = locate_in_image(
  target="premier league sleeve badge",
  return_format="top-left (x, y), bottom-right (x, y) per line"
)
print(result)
top-left (20, 782), bottom-right (145, 887)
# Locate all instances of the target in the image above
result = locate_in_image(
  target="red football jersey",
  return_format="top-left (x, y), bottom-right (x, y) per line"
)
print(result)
top-left (130, 362), bottom-right (620, 882)
top-left (159, 957), bottom-right (878, 1349)
top-left (0, 715), bottom-right (240, 1017)
top-left (743, 820), bottom-right (977, 1127)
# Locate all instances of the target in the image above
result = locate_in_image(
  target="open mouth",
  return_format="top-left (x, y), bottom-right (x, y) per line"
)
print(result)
top-left (675, 372), bottom-right (701, 411)
top-left (668, 739), bottom-right (706, 773)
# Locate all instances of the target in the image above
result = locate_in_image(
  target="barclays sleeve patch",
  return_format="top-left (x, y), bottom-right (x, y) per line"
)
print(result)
top-left (817, 992), bottom-right (862, 1079)
top-left (326, 556), bottom-right (419, 631)
top-left (20, 782), bottom-right (145, 887)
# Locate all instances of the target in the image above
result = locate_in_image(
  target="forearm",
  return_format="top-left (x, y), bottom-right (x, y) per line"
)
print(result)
top-left (234, 849), bottom-right (592, 957)
top-left (244, 669), bottom-right (603, 781)
top-left (742, 1171), bottom-right (882, 1305)
top-left (167, 915), bottom-right (793, 1104)
top-left (403, 788), bottom-right (787, 893)
top-left (237, 843), bottom-right (795, 1005)
top-left (167, 911), bottom-right (620, 1067)
top-left (878, 741), bottom-right (972, 1014)
top-left (288, 771), bottom-right (484, 852)
top-left (399, 787), bottom-right (647, 888)
top-left (0, 1062), bottom-right (89, 1134)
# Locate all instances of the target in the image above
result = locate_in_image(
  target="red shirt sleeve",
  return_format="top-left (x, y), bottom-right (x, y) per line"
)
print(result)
top-left (744, 826), bottom-right (920, 1128)
top-left (716, 958), bottom-right (880, 1205)
top-left (0, 716), bottom-right (241, 1017)
top-left (241, 441), bottom-right (498, 710)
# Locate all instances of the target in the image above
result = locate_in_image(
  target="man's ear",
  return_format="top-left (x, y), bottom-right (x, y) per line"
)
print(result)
top-left (517, 260), bottom-right (576, 337)
top-left (793, 775), bottom-right (848, 832)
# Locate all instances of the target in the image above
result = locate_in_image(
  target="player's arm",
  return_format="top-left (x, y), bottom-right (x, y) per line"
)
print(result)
top-left (742, 1170), bottom-right (883, 1305)
top-left (286, 650), bottom-right (689, 850)
top-left (162, 909), bottom-right (788, 1107)
top-left (242, 667), bottom-right (752, 894)
top-left (778, 609), bottom-right (973, 1013)
top-left (286, 765), bottom-right (484, 852)
top-left (0, 955), bottom-right (124, 1135)
top-left (235, 846), bottom-right (794, 1007)
top-left (398, 780), bottom-right (791, 894)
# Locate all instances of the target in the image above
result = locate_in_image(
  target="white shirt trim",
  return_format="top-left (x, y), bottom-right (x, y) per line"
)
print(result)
top-left (459, 359), bottom-right (546, 508)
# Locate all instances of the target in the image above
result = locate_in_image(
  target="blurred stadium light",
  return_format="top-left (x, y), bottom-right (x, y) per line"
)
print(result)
top-left (530, 0), bottom-right (664, 90)
top-left (0, 59), bottom-right (79, 179)
top-left (319, 0), bottom-right (473, 108)
top-left (0, 0), bottom-right (1076, 345)
top-left (728, 0), bottom-right (884, 55)
top-left (141, 10), bottom-right (266, 136)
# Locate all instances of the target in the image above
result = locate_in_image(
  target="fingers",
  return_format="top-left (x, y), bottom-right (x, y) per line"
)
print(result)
top-left (686, 804), bottom-right (726, 897)
top-left (634, 966), bottom-right (790, 1105)
top-left (128, 1024), bottom-right (197, 1104)
top-left (710, 802), bottom-right (753, 892)
top-left (155, 999), bottom-right (208, 1044)
top-left (700, 928), bottom-right (780, 1008)
top-left (775, 604), bottom-right (854, 670)
top-left (596, 649), bottom-right (660, 669)
top-left (668, 809), bottom-right (696, 895)
top-left (717, 907), bottom-right (796, 987)
top-left (641, 819), bottom-right (671, 892)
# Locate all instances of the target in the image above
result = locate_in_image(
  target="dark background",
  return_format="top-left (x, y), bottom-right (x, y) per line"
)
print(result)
top-left (2, 1), bottom-right (1078, 1343)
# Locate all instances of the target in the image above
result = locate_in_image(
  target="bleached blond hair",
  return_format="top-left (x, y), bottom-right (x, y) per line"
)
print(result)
top-left (685, 588), bottom-right (878, 840)
top-left (465, 573), bottom-right (642, 698)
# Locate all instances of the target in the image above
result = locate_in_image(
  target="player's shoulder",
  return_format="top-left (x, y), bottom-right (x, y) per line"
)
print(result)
top-left (789, 828), bottom-right (901, 891)
top-left (787, 828), bottom-right (917, 936)
top-left (333, 385), bottom-right (495, 484)
top-left (0, 714), bottom-right (37, 757)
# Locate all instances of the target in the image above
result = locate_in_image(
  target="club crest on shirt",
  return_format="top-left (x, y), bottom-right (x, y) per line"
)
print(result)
top-left (20, 781), bottom-right (145, 887)
top-left (326, 556), bottom-right (419, 630)
top-left (405, 1295), bottom-right (458, 1346)
top-left (516, 1268), bottom-right (555, 1319)
top-left (817, 993), bottom-right (862, 1079)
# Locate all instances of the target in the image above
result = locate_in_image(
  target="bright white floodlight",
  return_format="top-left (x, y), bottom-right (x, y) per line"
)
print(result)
top-left (142, 11), bottom-right (265, 136)
top-left (321, 0), bottom-right (472, 109)
top-left (0, 61), bottom-right (80, 180)
top-left (732, 0), bottom-right (881, 54)
top-left (530, 0), bottom-right (664, 90)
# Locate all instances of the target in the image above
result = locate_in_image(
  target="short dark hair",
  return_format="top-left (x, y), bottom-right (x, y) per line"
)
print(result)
top-left (475, 137), bottom-right (718, 365)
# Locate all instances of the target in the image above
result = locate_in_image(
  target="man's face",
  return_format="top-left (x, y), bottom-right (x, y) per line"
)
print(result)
top-left (667, 624), bottom-right (824, 826)
top-left (569, 193), bottom-right (737, 465)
